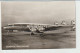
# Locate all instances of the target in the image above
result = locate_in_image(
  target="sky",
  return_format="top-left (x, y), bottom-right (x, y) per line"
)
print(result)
top-left (1, 1), bottom-right (75, 26)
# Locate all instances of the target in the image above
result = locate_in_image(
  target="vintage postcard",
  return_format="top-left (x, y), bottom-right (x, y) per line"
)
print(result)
top-left (1, 1), bottom-right (76, 50)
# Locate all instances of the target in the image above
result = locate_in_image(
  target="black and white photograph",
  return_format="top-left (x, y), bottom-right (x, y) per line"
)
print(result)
top-left (1, 1), bottom-right (76, 50)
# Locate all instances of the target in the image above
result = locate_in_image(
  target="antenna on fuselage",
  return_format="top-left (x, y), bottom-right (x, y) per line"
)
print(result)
top-left (71, 20), bottom-right (75, 25)
top-left (61, 21), bottom-right (66, 25)
top-left (54, 21), bottom-right (59, 25)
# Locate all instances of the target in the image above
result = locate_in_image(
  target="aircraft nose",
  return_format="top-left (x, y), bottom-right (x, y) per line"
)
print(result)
top-left (3, 27), bottom-right (8, 29)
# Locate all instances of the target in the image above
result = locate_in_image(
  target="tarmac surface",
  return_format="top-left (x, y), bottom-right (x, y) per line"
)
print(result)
top-left (2, 30), bottom-right (76, 50)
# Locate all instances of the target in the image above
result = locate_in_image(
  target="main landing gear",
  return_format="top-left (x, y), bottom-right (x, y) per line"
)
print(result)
top-left (31, 32), bottom-right (35, 35)
top-left (40, 33), bottom-right (45, 37)
top-left (30, 32), bottom-right (45, 37)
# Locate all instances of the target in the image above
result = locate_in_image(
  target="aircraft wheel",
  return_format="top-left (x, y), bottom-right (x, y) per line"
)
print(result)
top-left (40, 33), bottom-right (45, 37)
top-left (31, 32), bottom-right (34, 35)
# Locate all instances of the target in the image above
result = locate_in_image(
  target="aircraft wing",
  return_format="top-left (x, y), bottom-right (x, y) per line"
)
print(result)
top-left (43, 25), bottom-right (73, 31)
